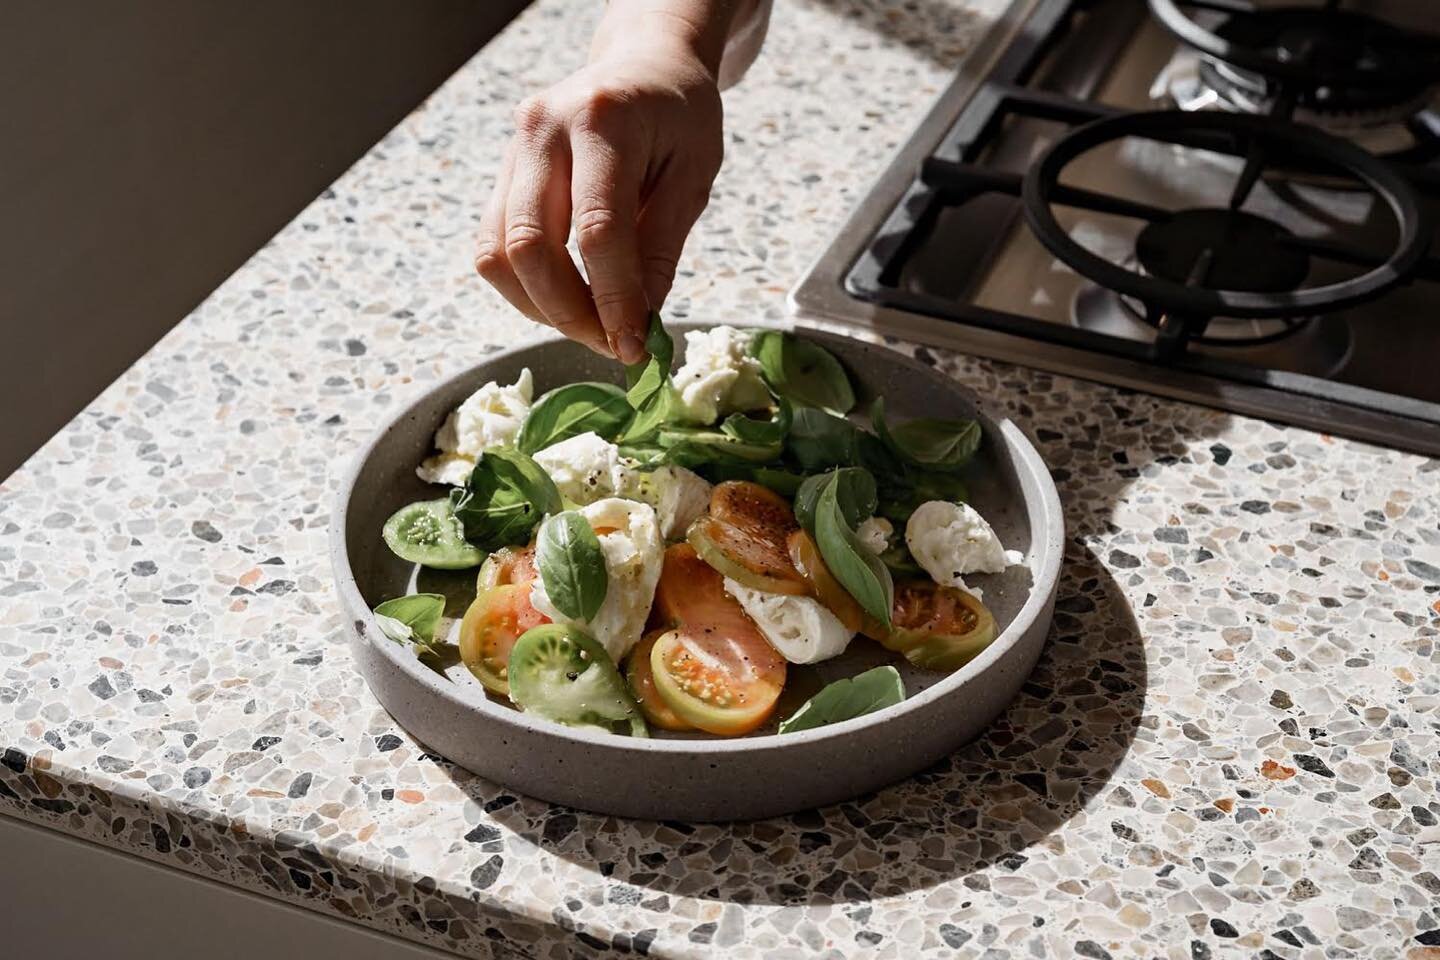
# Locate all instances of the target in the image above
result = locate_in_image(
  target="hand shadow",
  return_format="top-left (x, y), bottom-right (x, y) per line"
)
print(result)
top-left (473, 541), bottom-right (1144, 906)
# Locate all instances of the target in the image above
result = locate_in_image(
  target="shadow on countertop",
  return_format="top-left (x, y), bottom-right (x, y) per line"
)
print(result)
top-left (466, 541), bottom-right (1146, 907)
top-left (798, 0), bottom-right (992, 68)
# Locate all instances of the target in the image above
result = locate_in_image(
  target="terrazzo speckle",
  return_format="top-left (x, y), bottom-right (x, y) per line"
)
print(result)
top-left (2, 1), bottom-right (1438, 957)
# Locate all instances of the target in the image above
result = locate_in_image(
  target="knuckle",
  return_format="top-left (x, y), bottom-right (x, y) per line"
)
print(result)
top-left (572, 87), bottom-right (630, 131)
top-left (574, 207), bottom-right (624, 254)
top-left (643, 252), bottom-right (680, 281)
top-left (473, 241), bottom-right (508, 279)
top-left (502, 221), bottom-right (549, 263)
top-left (511, 97), bottom-right (552, 137)
top-left (590, 288), bottom-right (640, 310)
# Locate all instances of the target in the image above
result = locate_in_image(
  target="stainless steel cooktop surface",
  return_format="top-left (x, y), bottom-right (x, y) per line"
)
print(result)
top-left (792, 0), bottom-right (1440, 453)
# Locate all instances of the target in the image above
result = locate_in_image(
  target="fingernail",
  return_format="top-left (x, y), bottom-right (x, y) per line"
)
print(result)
top-left (616, 332), bottom-right (647, 365)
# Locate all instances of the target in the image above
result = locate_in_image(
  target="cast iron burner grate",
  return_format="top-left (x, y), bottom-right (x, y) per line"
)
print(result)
top-left (1150, 0), bottom-right (1440, 106)
top-left (1020, 109), bottom-right (1430, 358)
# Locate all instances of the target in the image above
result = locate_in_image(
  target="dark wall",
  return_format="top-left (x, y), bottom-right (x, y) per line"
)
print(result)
top-left (0, 1), bottom-right (528, 480)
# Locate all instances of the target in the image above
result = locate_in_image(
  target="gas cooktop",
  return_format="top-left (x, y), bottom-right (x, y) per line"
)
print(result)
top-left (792, 0), bottom-right (1440, 454)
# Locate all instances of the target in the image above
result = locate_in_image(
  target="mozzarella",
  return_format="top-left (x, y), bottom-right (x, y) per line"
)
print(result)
top-left (905, 500), bottom-right (1023, 598)
top-left (722, 578), bottom-right (852, 664)
top-left (623, 464), bottom-right (713, 540)
top-left (529, 498), bottom-right (663, 663)
top-left (532, 432), bottom-right (711, 539)
top-left (856, 516), bottom-right (894, 555)
top-left (416, 369), bottom-right (534, 485)
top-left (672, 325), bottom-right (771, 424)
top-left (532, 432), bottom-right (632, 505)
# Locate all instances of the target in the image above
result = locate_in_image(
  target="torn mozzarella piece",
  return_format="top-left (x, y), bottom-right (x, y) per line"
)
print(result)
top-left (416, 369), bottom-right (534, 485)
top-left (622, 464), bottom-right (713, 541)
top-left (532, 432), bottom-right (632, 505)
top-left (722, 578), bottom-right (852, 664)
top-left (530, 498), bottom-right (663, 663)
top-left (904, 500), bottom-right (1022, 598)
top-left (672, 325), bottom-right (771, 424)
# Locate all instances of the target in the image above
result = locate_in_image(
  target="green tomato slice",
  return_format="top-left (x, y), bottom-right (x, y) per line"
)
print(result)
top-left (382, 498), bottom-right (484, 569)
top-left (507, 624), bottom-right (647, 737)
top-left (870, 581), bottom-right (998, 672)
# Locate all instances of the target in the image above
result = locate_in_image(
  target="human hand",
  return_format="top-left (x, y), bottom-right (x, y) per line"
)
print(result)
top-left (475, 35), bottom-right (724, 364)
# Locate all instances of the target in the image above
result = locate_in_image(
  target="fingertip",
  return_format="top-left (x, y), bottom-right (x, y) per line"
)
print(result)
top-left (614, 329), bottom-right (647, 365)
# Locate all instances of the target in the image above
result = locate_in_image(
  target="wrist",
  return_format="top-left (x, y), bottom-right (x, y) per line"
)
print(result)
top-left (592, 1), bottom-right (745, 81)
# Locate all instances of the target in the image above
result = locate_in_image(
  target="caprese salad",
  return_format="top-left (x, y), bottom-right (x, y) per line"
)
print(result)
top-left (373, 318), bottom-right (1023, 738)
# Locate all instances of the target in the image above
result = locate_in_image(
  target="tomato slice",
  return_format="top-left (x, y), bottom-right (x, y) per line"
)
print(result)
top-left (866, 581), bottom-right (998, 672)
top-left (686, 481), bottom-right (807, 595)
top-left (786, 529), bottom-right (864, 633)
top-left (625, 630), bottom-right (694, 732)
top-left (459, 578), bottom-right (550, 695)
top-left (475, 544), bottom-right (538, 592)
top-left (648, 543), bottom-right (786, 735)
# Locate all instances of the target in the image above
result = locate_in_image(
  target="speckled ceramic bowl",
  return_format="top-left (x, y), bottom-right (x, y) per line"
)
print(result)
top-left (331, 324), bottom-right (1063, 821)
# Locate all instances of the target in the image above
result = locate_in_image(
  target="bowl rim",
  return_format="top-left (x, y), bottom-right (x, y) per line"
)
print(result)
top-left (330, 323), bottom-right (1063, 756)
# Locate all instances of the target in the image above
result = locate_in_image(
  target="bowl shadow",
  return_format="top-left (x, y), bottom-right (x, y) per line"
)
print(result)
top-left (441, 541), bottom-right (1143, 907)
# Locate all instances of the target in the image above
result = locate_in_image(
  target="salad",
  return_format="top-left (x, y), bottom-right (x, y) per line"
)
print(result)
top-left (373, 318), bottom-right (1024, 738)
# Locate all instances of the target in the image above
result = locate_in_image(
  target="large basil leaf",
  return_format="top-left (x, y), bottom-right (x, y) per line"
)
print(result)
top-left (751, 330), bottom-right (855, 414)
top-left (373, 593), bottom-right (447, 658)
top-left (536, 511), bottom-right (608, 622)
top-left (871, 397), bottom-right (981, 472)
top-left (779, 665), bottom-right (905, 734)
top-left (794, 467), bottom-right (876, 534)
top-left (452, 448), bottom-right (563, 549)
top-left (786, 407), bottom-right (861, 471)
top-left (620, 312), bottom-right (680, 442)
top-left (518, 382), bottom-right (633, 453)
top-left (814, 472), bottom-right (893, 628)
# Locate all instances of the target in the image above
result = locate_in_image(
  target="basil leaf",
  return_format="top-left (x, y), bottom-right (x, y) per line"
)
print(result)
top-left (536, 511), bottom-right (608, 622)
top-left (814, 472), bottom-right (893, 628)
top-left (518, 382), bottom-right (632, 453)
top-left (871, 397), bottom-right (981, 472)
top-left (876, 470), bottom-right (969, 526)
top-left (657, 425), bottom-right (781, 463)
top-left (621, 382), bottom-right (683, 443)
top-left (619, 312), bottom-right (682, 443)
top-left (373, 593), bottom-right (447, 654)
top-left (624, 311), bottom-right (673, 407)
top-left (373, 592), bottom-right (448, 664)
top-left (794, 467), bottom-right (876, 534)
top-left (721, 396), bottom-right (792, 446)
top-left (779, 665), bottom-right (905, 734)
top-left (700, 462), bottom-right (806, 497)
top-left (751, 330), bottom-right (856, 414)
top-left (616, 442), bottom-right (669, 470)
top-left (786, 407), bottom-right (861, 471)
top-left (452, 448), bottom-right (563, 550)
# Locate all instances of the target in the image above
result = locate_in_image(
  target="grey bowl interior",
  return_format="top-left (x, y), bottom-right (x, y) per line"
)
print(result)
top-left (332, 324), bottom-right (1063, 820)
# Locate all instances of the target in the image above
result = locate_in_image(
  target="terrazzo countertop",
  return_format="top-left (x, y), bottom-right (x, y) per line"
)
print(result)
top-left (3, 0), bottom-right (1439, 957)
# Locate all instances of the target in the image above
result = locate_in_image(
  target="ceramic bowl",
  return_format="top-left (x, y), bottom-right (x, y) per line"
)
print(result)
top-left (331, 324), bottom-right (1063, 821)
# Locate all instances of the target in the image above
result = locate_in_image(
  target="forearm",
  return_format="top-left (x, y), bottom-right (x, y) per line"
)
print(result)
top-left (592, 0), bottom-right (769, 84)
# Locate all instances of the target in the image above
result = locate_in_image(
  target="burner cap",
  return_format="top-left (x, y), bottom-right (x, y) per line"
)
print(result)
top-left (1135, 209), bottom-right (1309, 293)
